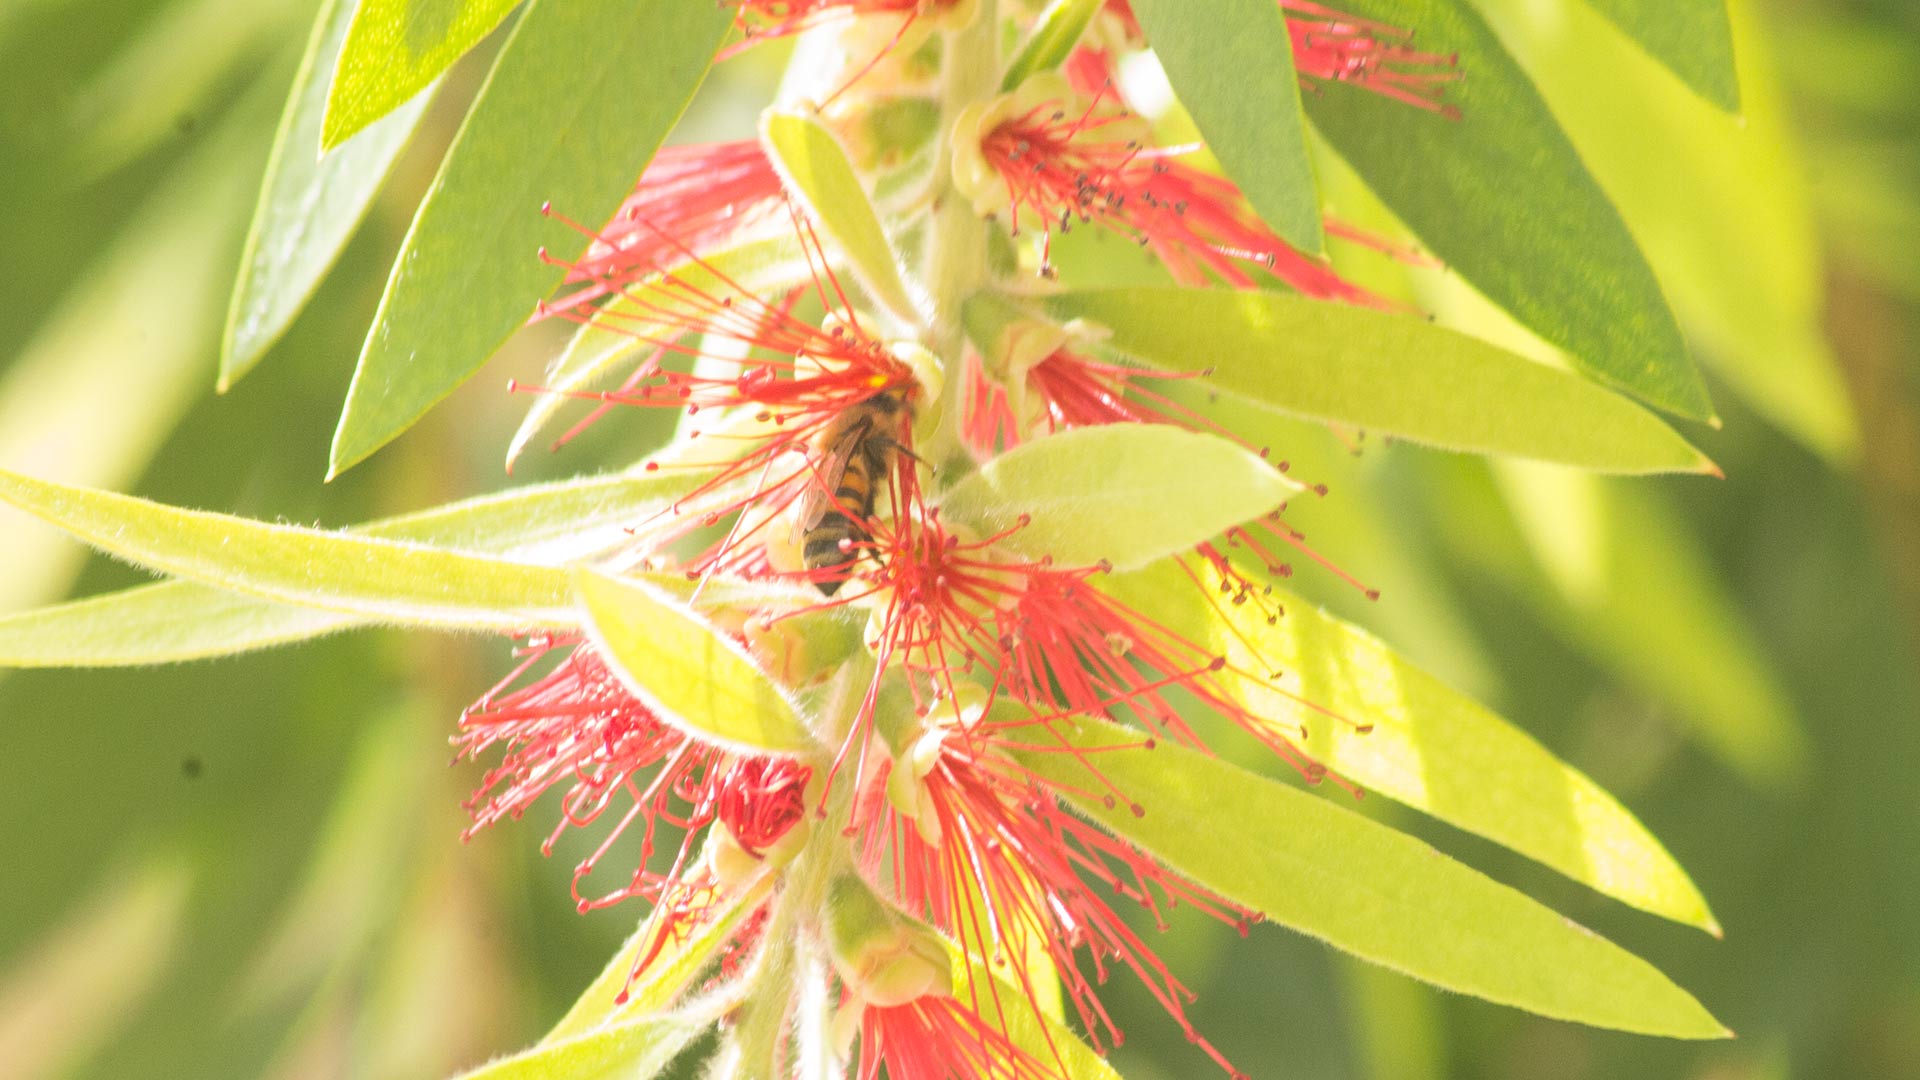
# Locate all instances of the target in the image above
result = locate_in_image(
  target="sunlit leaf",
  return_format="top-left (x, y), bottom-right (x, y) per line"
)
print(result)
top-left (450, 1014), bottom-right (704, 1080)
top-left (948, 946), bottom-right (1122, 1080)
top-left (321, 0), bottom-right (520, 150)
top-left (1576, 0), bottom-right (1739, 110)
top-left (329, 0), bottom-right (731, 476)
top-left (1303, 0), bottom-right (1712, 421)
top-left (0, 469), bottom-right (577, 631)
top-left (0, 470), bottom-right (707, 667)
top-left (1013, 713), bottom-right (1730, 1037)
top-left (576, 569), bottom-right (815, 755)
top-left (1128, 0), bottom-right (1322, 253)
top-left (1019, 287), bottom-right (1716, 474)
top-left (1104, 558), bottom-right (1722, 932)
top-left (937, 425), bottom-right (1298, 571)
top-left (223, 0), bottom-right (434, 388)
top-left (545, 875), bottom-right (772, 1043)
top-left (508, 234), bottom-right (813, 471)
top-left (760, 110), bottom-right (920, 324)
top-left (1001, 0), bottom-right (1105, 92)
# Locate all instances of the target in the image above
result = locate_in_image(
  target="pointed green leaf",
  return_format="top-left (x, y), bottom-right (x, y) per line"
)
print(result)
top-left (1475, 0), bottom-right (1854, 460)
top-left (329, 0), bottom-right (731, 477)
top-left (949, 947), bottom-right (1123, 1080)
top-left (1001, 0), bottom-right (1105, 92)
top-left (576, 569), bottom-right (815, 755)
top-left (1023, 286), bottom-right (1715, 474)
top-left (0, 470), bottom-right (706, 667)
top-left (760, 110), bottom-right (920, 324)
top-left (223, 0), bottom-right (433, 388)
top-left (451, 1015), bottom-right (703, 1080)
top-left (1104, 558), bottom-right (1721, 932)
top-left (937, 425), bottom-right (1298, 571)
top-left (0, 469), bottom-right (576, 631)
top-left (321, 0), bottom-right (519, 150)
top-left (1128, 0), bottom-right (1323, 253)
top-left (546, 876), bottom-right (771, 1043)
top-left (1578, 0), bottom-right (1739, 111)
top-left (1303, 0), bottom-right (1712, 421)
top-left (1012, 713), bottom-right (1729, 1038)
top-left (510, 234), bottom-right (813, 470)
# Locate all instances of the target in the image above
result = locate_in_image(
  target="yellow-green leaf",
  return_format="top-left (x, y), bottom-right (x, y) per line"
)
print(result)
top-left (0, 469), bottom-right (575, 631)
top-left (321, 0), bottom-right (519, 150)
top-left (545, 875), bottom-right (771, 1043)
top-left (1001, 0), bottom-right (1104, 92)
top-left (759, 110), bottom-right (920, 324)
top-left (1103, 557), bottom-right (1721, 933)
top-left (576, 569), bottom-right (815, 755)
top-left (1012, 714), bottom-right (1729, 1038)
top-left (451, 1015), bottom-right (703, 1080)
top-left (1027, 287), bottom-right (1715, 474)
top-left (0, 470), bottom-right (706, 667)
top-left (936, 425), bottom-right (1298, 571)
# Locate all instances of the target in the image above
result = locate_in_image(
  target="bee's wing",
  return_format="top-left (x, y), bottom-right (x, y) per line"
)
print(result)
top-left (793, 422), bottom-right (865, 540)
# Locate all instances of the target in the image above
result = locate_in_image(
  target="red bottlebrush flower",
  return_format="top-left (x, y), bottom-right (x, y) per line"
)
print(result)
top-left (952, 74), bottom-right (1393, 302)
top-left (530, 203), bottom-right (936, 595)
top-left (865, 701), bottom-right (1256, 1075)
top-left (544, 140), bottom-right (787, 322)
top-left (456, 635), bottom-right (812, 914)
top-left (1282, 1), bottom-right (1462, 115)
top-left (1099, 0), bottom-right (1460, 116)
top-left (855, 996), bottom-right (1067, 1080)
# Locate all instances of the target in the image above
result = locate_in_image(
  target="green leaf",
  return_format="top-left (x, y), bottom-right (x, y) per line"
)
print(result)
top-left (576, 569), bottom-right (815, 755)
top-left (1023, 286), bottom-right (1715, 474)
top-left (223, 0), bottom-right (433, 389)
top-left (948, 947), bottom-right (1122, 1080)
top-left (329, 0), bottom-right (731, 477)
top-left (0, 470), bottom-right (706, 667)
top-left (936, 425), bottom-right (1298, 571)
top-left (1012, 714), bottom-right (1730, 1038)
top-left (321, 0), bottom-right (519, 151)
top-left (1128, 0), bottom-right (1322, 253)
top-left (1001, 0), bottom-right (1105, 92)
top-left (451, 1015), bottom-right (703, 1080)
top-left (1104, 558), bottom-right (1721, 932)
top-left (759, 110), bottom-right (920, 324)
top-left (509, 234), bottom-right (813, 470)
top-left (1473, 0), bottom-right (1854, 460)
top-left (1576, 0), bottom-right (1739, 111)
top-left (0, 469), bottom-right (577, 632)
top-left (1302, 0), bottom-right (1712, 421)
top-left (545, 877), bottom-right (771, 1043)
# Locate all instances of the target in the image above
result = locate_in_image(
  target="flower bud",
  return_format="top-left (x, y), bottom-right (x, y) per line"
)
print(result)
top-left (824, 874), bottom-right (953, 1008)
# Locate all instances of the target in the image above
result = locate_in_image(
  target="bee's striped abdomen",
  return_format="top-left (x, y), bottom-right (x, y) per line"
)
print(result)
top-left (803, 448), bottom-right (880, 596)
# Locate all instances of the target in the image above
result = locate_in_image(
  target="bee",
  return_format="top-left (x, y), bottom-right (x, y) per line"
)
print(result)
top-left (797, 389), bottom-right (912, 595)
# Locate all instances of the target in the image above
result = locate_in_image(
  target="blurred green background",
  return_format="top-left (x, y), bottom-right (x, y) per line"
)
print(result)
top-left (1, 0), bottom-right (1917, 1077)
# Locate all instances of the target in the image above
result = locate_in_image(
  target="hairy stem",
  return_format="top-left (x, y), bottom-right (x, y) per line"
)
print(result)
top-left (920, 0), bottom-right (999, 473)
